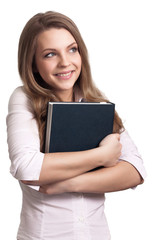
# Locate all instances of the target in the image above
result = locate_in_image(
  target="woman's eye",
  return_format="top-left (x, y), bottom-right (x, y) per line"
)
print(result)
top-left (45, 52), bottom-right (56, 58)
top-left (69, 47), bottom-right (78, 53)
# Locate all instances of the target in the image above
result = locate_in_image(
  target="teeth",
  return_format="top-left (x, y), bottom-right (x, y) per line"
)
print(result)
top-left (57, 71), bottom-right (72, 77)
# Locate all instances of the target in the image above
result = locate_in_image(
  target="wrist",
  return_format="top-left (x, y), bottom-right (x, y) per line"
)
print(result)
top-left (96, 146), bottom-right (107, 166)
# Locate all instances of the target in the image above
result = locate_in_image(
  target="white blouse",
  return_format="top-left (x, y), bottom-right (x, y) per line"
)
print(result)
top-left (6, 87), bottom-right (147, 240)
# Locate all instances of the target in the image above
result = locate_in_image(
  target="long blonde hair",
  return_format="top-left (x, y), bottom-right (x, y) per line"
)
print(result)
top-left (18, 11), bottom-right (124, 151)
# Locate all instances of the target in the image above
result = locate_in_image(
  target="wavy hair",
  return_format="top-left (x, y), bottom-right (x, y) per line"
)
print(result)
top-left (18, 11), bottom-right (124, 151)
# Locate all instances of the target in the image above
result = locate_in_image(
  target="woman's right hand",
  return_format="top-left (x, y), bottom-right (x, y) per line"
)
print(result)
top-left (99, 133), bottom-right (122, 167)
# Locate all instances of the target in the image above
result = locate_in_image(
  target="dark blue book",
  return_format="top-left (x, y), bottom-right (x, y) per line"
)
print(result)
top-left (45, 102), bottom-right (115, 153)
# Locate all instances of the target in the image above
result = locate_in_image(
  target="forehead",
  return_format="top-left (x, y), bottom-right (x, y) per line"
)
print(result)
top-left (36, 28), bottom-right (76, 50)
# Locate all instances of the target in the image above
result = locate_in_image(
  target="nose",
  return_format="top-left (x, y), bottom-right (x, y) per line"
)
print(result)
top-left (58, 53), bottom-right (70, 67)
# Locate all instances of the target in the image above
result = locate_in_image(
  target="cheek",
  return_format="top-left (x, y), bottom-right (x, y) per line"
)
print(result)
top-left (37, 61), bottom-right (54, 77)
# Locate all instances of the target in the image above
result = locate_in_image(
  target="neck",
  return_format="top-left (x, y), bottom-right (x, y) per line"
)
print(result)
top-left (56, 90), bottom-right (74, 102)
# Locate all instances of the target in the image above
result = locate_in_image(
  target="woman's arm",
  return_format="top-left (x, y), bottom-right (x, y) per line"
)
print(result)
top-left (39, 161), bottom-right (143, 194)
top-left (39, 131), bottom-right (146, 194)
top-left (22, 133), bottom-right (122, 186)
top-left (71, 161), bottom-right (143, 193)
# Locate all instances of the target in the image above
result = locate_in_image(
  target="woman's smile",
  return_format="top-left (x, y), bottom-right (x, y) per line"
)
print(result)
top-left (55, 70), bottom-right (74, 80)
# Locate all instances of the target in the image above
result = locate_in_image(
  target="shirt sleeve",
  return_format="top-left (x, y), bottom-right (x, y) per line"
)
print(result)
top-left (119, 130), bottom-right (147, 180)
top-left (6, 87), bottom-right (44, 190)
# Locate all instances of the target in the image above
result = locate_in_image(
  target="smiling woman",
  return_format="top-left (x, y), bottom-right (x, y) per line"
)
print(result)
top-left (34, 28), bottom-right (82, 100)
top-left (6, 11), bottom-right (146, 240)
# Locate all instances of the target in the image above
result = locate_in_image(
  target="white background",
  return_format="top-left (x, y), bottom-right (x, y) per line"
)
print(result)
top-left (0, 0), bottom-right (166, 239)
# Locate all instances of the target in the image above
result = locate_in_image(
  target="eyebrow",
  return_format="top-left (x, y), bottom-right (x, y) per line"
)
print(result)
top-left (42, 41), bottom-right (77, 53)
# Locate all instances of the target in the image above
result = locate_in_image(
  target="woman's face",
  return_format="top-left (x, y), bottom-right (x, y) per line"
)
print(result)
top-left (35, 28), bottom-right (82, 101)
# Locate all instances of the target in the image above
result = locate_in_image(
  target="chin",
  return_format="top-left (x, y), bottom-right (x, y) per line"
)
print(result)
top-left (56, 81), bottom-right (76, 90)
top-left (53, 84), bottom-right (75, 94)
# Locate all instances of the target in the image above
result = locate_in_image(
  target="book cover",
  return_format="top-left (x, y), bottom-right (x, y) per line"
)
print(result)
top-left (45, 102), bottom-right (115, 153)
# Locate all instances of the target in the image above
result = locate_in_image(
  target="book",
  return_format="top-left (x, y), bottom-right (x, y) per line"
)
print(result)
top-left (45, 102), bottom-right (115, 153)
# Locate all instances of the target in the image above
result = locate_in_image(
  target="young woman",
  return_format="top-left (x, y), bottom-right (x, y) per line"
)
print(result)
top-left (7, 11), bottom-right (146, 240)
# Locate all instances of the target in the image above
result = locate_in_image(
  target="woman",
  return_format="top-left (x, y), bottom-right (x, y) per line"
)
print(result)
top-left (7, 11), bottom-right (146, 240)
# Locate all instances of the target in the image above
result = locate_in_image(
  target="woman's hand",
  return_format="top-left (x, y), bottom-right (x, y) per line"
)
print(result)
top-left (99, 133), bottom-right (122, 167)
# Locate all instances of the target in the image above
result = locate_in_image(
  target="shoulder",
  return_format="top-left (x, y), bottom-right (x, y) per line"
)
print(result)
top-left (9, 86), bottom-right (27, 103)
top-left (8, 86), bottom-right (33, 113)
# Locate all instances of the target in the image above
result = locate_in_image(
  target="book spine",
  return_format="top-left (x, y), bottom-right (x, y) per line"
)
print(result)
top-left (45, 103), bottom-right (53, 153)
